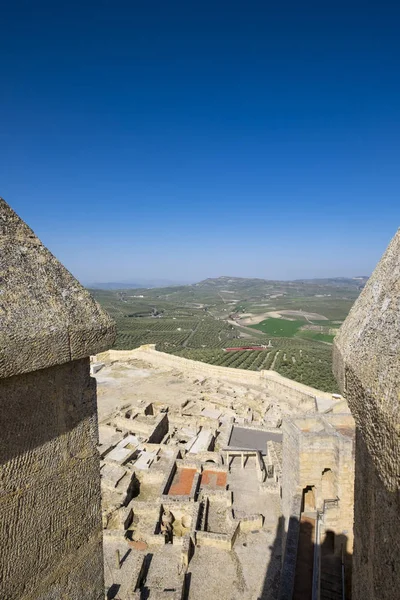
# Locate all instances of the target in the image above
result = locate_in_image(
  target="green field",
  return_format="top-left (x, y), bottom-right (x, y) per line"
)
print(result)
top-left (91, 275), bottom-right (363, 393)
top-left (248, 317), bottom-right (337, 344)
top-left (296, 330), bottom-right (336, 343)
top-left (249, 317), bottom-right (305, 337)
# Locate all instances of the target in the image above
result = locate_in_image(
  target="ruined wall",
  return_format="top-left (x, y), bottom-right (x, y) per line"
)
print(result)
top-left (281, 416), bottom-right (355, 558)
top-left (147, 413), bottom-right (169, 444)
top-left (0, 359), bottom-right (103, 600)
top-left (281, 420), bottom-right (301, 536)
top-left (333, 229), bottom-right (400, 600)
top-left (99, 346), bottom-right (329, 408)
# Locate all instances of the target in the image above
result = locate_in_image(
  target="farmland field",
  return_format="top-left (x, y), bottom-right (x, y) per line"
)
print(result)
top-left (249, 317), bottom-right (305, 337)
top-left (296, 330), bottom-right (336, 343)
top-left (172, 339), bottom-right (339, 392)
top-left (91, 275), bottom-right (365, 392)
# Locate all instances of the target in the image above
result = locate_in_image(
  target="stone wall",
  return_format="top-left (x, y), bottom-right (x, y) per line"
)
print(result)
top-left (333, 229), bottom-right (400, 600)
top-left (99, 346), bottom-right (330, 408)
top-left (0, 198), bottom-right (115, 599)
top-left (350, 431), bottom-right (400, 599)
top-left (281, 415), bottom-right (355, 558)
top-left (147, 413), bottom-right (169, 444)
top-left (0, 359), bottom-right (104, 600)
top-left (281, 420), bottom-right (302, 537)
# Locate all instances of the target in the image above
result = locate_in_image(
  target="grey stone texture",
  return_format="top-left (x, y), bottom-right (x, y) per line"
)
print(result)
top-left (0, 198), bottom-right (115, 379)
top-left (333, 229), bottom-right (400, 600)
top-left (228, 425), bottom-right (282, 453)
top-left (0, 199), bottom-right (115, 599)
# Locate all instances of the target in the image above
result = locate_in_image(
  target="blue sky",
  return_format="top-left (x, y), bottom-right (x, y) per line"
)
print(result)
top-left (1, 1), bottom-right (399, 284)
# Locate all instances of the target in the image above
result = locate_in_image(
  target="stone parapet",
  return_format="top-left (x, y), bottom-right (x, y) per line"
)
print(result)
top-left (0, 199), bottom-right (115, 379)
top-left (0, 198), bottom-right (115, 599)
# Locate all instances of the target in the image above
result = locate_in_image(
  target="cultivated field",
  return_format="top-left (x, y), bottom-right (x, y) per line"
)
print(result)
top-left (249, 317), bottom-right (305, 337)
top-left (173, 337), bottom-right (339, 393)
top-left (91, 275), bottom-right (364, 392)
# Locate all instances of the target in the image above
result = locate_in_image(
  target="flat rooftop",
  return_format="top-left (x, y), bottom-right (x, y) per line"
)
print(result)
top-left (228, 426), bottom-right (282, 455)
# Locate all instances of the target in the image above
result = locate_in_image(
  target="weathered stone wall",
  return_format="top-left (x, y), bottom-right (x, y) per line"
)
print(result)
top-left (0, 199), bottom-right (115, 599)
top-left (0, 199), bottom-right (115, 380)
top-left (148, 413), bottom-right (169, 444)
top-left (281, 415), bottom-right (355, 560)
top-left (350, 430), bottom-right (400, 599)
top-left (0, 359), bottom-right (104, 600)
top-left (333, 229), bottom-right (400, 600)
top-left (281, 420), bottom-right (301, 539)
top-left (331, 424), bottom-right (355, 556)
top-left (98, 346), bottom-right (330, 408)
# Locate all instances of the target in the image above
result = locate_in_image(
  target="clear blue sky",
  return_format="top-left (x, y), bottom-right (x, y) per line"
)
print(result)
top-left (1, 1), bottom-right (399, 284)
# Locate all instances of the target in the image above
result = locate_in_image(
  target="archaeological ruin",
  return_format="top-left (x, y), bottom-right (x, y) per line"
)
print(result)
top-left (93, 345), bottom-right (354, 599)
top-left (1, 198), bottom-right (398, 600)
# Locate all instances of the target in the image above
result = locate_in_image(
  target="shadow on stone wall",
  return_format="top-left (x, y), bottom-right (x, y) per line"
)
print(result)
top-left (0, 358), bottom-right (104, 600)
top-left (0, 358), bottom-right (97, 466)
top-left (259, 515), bottom-right (352, 600)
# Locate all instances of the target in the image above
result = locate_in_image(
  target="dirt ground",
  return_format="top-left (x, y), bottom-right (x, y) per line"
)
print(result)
top-left (239, 310), bottom-right (328, 326)
top-left (96, 360), bottom-right (202, 421)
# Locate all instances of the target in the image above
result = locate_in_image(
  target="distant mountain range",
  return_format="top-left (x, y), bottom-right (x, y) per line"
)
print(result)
top-left (293, 276), bottom-right (369, 287)
top-left (88, 279), bottom-right (190, 290)
top-left (191, 275), bottom-right (369, 293)
top-left (89, 275), bottom-right (369, 291)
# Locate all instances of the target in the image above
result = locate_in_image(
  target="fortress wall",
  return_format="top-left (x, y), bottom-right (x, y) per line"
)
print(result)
top-left (0, 199), bottom-right (115, 599)
top-left (349, 429), bottom-right (400, 599)
top-left (260, 375), bottom-right (319, 408)
top-left (335, 364), bottom-right (400, 599)
top-left (333, 230), bottom-right (400, 600)
top-left (0, 359), bottom-right (104, 600)
top-left (99, 346), bottom-right (329, 408)
top-left (101, 346), bottom-right (264, 385)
